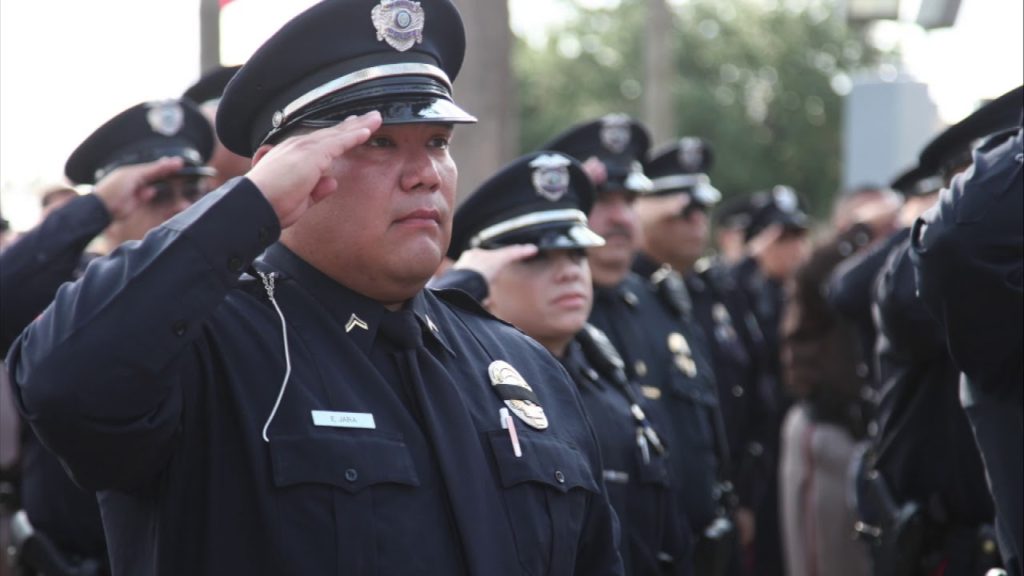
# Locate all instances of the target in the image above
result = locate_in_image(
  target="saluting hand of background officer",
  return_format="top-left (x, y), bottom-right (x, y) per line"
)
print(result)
top-left (93, 156), bottom-right (185, 220)
top-left (453, 244), bottom-right (539, 284)
top-left (247, 111), bottom-right (383, 229)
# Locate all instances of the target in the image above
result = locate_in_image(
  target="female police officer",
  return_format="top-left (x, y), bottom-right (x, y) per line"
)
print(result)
top-left (437, 151), bottom-right (690, 576)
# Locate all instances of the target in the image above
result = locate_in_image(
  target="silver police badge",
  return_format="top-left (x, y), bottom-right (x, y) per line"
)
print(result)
top-left (600, 114), bottom-right (631, 154)
top-left (529, 154), bottom-right (571, 201)
top-left (488, 360), bottom-right (548, 430)
top-left (371, 0), bottom-right (425, 52)
top-left (678, 137), bottom-right (704, 173)
top-left (146, 100), bottom-right (184, 137)
top-left (773, 185), bottom-right (798, 213)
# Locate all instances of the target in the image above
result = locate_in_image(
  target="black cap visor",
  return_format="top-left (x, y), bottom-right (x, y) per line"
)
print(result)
top-left (479, 221), bottom-right (606, 252)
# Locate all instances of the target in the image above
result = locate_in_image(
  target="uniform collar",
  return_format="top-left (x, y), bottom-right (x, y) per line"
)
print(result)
top-left (631, 252), bottom-right (661, 279)
top-left (259, 243), bottom-right (455, 357)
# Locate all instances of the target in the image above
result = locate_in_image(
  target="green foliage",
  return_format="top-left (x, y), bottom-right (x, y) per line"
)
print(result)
top-left (513, 0), bottom-right (891, 218)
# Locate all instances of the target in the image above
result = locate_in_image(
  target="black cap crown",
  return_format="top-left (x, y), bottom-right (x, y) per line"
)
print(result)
top-left (645, 137), bottom-right (721, 205)
top-left (65, 99), bottom-right (215, 185)
top-left (218, 0), bottom-right (476, 157)
top-left (743, 185), bottom-right (809, 241)
top-left (541, 114), bottom-right (653, 194)
top-left (448, 152), bottom-right (605, 260)
top-left (183, 65), bottom-right (243, 106)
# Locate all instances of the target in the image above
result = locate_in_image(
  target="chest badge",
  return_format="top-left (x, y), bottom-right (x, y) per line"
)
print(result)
top-left (488, 360), bottom-right (548, 430)
top-left (668, 332), bottom-right (698, 378)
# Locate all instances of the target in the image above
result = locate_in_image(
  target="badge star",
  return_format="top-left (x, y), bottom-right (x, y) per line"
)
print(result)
top-left (345, 314), bottom-right (369, 333)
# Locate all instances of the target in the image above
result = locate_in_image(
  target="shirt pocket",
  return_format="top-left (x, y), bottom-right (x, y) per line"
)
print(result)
top-left (487, 430), bottom-right (600, 576)
top-left (269, 432), bottom-right (420, 575)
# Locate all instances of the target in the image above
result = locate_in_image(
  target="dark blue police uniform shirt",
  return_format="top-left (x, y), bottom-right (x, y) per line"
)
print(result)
top-left (589, 270), bottom-right (719, 531)
top-left (431, 268), bottom-right (688, 576)
top-left (8, 178), bottom-right (624, 576)
top-left (0, 193), bottom-right (111, 562)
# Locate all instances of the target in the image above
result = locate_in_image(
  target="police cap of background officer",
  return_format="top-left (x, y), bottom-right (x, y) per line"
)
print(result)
top-left (743, 185), bottom-right (810, 241)
top-left (217, 0), bottom-right (477, 158)
top-left (541, 114), bottom-right (654, 195)
top-left (918, 84), bottom-right (1023, 180)
top-left (644, 136), bottom-right (722, 213)
top-left (64, 98), bottom-right (216, 186)
top-left (448, 151), bottom-right (605, 260)
top-left (183, 65), bottom-right (242, 106)
top-left (889, 164), bottom-right (944, 198)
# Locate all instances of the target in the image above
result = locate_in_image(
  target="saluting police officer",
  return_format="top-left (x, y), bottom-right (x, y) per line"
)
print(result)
top-left (910, 103), bottom-right (1022, 576)
top-left (856, 91), bottom-right (1021, 575)
top-left (543, 117), bottom-right (728, 574)
top-left (6, 2), bottom-right (624, 575)
top-left (436, 151), bottom-right (690, 576)
top-left (0, 98), bottom-right (215, 576)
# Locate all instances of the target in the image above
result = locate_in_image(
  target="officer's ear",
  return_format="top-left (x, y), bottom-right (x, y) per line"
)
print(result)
top-left (251, 144), bottom-right (274, 168)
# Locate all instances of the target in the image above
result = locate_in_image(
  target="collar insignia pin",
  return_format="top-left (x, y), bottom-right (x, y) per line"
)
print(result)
top-left (345, 314), bottom-right (369, 333)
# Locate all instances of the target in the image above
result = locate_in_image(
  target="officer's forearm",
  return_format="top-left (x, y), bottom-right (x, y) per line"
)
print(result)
top-left (7, 178), bottom-right (280, 490)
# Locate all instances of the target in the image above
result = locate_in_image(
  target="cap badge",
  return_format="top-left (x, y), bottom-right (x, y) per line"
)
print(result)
top-left (146, 100), bottom-right (184, 137)
top-left (600, 114), bottom-right (631, 154)
top-left (489, 360), bottom-right (548, 430)
top-left (678, 137), bottom-right (704, 173)
top-left (371, 0), bottom-right (425, 52)
top-left (773, 185), bottom-right (798, 213)
top-left (529, 154), bottom-right (572, 201)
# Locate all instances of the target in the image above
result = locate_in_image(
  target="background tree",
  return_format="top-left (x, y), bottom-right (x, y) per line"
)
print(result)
top-left (514, 0), bottom-right (891, 218)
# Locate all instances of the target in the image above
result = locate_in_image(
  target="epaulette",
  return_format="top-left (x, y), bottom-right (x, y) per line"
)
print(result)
top-left (431, 286), bottom-right (515, 329)
top-left (576, 323), bottom-right (629, 385)
top-left (650, 265), bottom-right (693, 319)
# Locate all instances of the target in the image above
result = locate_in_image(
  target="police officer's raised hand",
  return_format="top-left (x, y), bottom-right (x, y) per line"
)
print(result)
top-left (247, 111), bottom-right (383, 229)
top-left (93, 157), bottom-right (186, 221)
top-left (453, 245), bottom-right (539, 286)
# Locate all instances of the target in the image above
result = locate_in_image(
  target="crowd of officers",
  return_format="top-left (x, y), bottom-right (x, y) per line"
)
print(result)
top-left (0, 1), bottom-right (1020, 575)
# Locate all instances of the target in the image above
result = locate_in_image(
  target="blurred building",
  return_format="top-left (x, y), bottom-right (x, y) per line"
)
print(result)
top-left (842, 75), bottom-right (941, 189)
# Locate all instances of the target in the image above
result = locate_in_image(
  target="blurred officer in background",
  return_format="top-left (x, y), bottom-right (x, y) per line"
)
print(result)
top-left (545, 116), bottom-right (732, 574)
top-left (777, 184), bottom-right (901, 576)
top-left (853, 89), bottom-right (1022, 576)
top-left (439, 151), bottom-right (689, 576)
top-left (7, 1), bottom-right (624, 574)
top-left (911, 101), bottom-right (1022, 575)
top-left (711, 193), bottom-right (755, 266)
top-left (0, 98), bottom-right (215, 576)
top-left (634, 137), bottom-right (755, 575)
top-left (728, 184), bottom-right (811, 576)
top-left (182, 64), bottom-right (250, 191)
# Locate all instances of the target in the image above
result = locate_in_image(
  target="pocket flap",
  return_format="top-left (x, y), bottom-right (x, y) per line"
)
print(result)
top-left (487, 430), bottom-right (600, 494)
top-left (270, 433), bottom-right (420, 493)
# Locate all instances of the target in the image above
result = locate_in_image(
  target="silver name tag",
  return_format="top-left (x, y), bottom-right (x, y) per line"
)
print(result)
top-left (311, 410), bottom-right (376, 430)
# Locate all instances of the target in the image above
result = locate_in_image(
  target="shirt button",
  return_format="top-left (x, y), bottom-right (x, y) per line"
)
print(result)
top-left (554, 470), bottom-right (565, 484)
top-left (172, 321), bottom-right (187, 337)
top-left (345, 468), bottom-right (358, 482)
top-left (731, 385), bottom-right (744, 398)
top-left (228, 256), bottom-right (243, 272)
